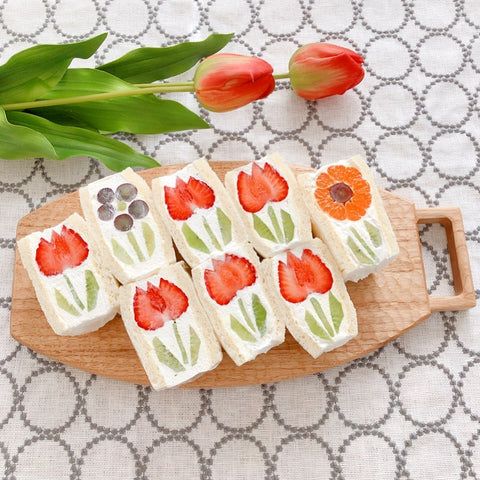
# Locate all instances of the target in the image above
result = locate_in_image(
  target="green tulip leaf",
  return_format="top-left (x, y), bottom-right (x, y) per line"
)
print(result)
top-left (252, 213), bottom-right (277, 243)
top-left (0, 33), bottom-right (106, 104)
top-left (252, 294), bottom-right (267, 337)
top-left (153, 337), bottom-right (185, 373)
top-left (173, 322), bottom-right (188, 364)
top-left (304, 310), bottom-right (330, 341)
top-left (268, 206), bottom-right (284, 243)
top-left (351, 226), bottom-right (377, 260)
top-left (202, 217), bottom-right (222, 251)
top-left (127, 231), bottom-right (145, 262)
top-left (54, 288), bottom-right (80, 317)
top-left (34, 68), bottom-right (209, 134)
top-left (365, 220), bottom-right (382, 247)
top-left (142, 222), bottom-right (156, 257)
top-left (310, 297), bottom-right (334, 337)
top-left (182, 223), bottom-right (210, 253)
top-left (281, 209), bottom-right (295, 243)
top-left (190, 326), bottom-right (201, 366)
top-left (329, 293), bottom-right (344, 334)
top-left (238, 298), bottom-right (255, 331)
top-left (216, 207), bottom-right (232, 246)
top-left (230, 315), bottom-right (256, 343)
top-left (85, 269), bottom-right (99, 311)
top-left (63, 273), bottom-right (85, 310)
top-left (98, 33), bottom-right (233, 83)
top-left (347, 236), bottom-right (374, 265)
top-left (7, 111), bottom-right (158, 171)
top-left (111, 238), bottom-right (134, 265)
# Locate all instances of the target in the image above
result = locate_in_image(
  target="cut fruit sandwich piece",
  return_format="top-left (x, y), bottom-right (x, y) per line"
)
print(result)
top-left (17, 213), bottom-right (118, 336)
top-left (192, 243), bottom-right (285, 366)
top-left (151, 158), bottom-right (247, 268)
top-left (261, 238), bottom-right (357, 358)
top-left (79, 168), bottom-right (176, 285)
top-left (224, 153), bottom-right (312, 258)
top-left (119, 262), bottom-right (222, 390)
top-left (297, 155), bottom-right (399, 282)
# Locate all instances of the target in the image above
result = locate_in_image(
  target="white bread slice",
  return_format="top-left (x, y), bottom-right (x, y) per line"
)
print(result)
top-left (261, 238), bottom-right (357, 358)
top-left (191, 243), bottom-right (285, 366)
top-left (80, 168), bottom-right (175, 284)
top-left (17, 213), bottom-right (118, 336)
top-left (224, 153), bottom-right (313, 258)
top-left (119, 262), bottom-right (222, 390)
top-left (151, 158), bottom-right (247, 268)
top-left (297, 155), bottom-right (399, 282)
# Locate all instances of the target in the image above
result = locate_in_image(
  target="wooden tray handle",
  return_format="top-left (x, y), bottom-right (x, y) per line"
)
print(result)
top-left (416, 207), bottom-right (476, 312)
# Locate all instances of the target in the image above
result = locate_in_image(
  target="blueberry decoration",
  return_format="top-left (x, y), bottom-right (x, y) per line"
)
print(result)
top-left (114, 214), bottom-right (134, 231)
top-left (97, 187), bottom-right (114, 204)
top-left (97, 204), bottom-right (115, 221)
top-left (128, 199), bottom-right (149, 219)
top-left (116, 183), bottom-right (137, 202)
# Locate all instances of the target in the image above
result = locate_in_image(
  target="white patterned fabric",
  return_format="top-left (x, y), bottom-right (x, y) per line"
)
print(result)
top-left (1, 1), bottom-right (479, 479)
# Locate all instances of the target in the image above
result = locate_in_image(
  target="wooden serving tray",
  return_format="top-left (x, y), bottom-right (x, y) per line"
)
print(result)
top-left (10, 162), bottom-right (476, 388)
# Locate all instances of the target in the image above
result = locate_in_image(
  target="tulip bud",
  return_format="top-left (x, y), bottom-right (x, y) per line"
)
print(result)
top-left (288, 43), bottom-right (364, 100)
top-left (194, 53), bottom-right (275, 112)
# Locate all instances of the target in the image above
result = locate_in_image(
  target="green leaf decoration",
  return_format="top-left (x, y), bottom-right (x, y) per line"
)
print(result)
top-left (365, 220), bottom-right (382, 247)
top-left (127, 231), bottom-right (145, 262)
top-left (7, 112), bottom-right (157, 171)
top-left (347, 236), bottom-right (374, 265)
top-left (253, 213), bottom-right (277, 243)
top-left (216, 207), bottom-right (232, 246)
top-left (268, 206), bottom-right (284, 243)
top-left (310, 297), bottom-right (334, 337)
top-left (182, 223), bottom-right (210, 253)
top-left (202, 217), bottom-right (222, 251)
top-left (0, 33), bottom-right (106, 104)
top-left (35, 68), bottom-right (209, 134)
top-left (142, 222), bottom-right (155, 257)
top-left (304, 310), bottom-right (330, 341)
top-left (238, 298), bottom-right (255, 331)
top-left (111, 238), bottom-right (134, 265)
top-left (54, 288), bottom-right (80, 317)
top-left (152, 337), bottom-right (185, 373)
top-left (351, 226), bottom-right (377, 260)
top-left (85, 270), bottom-right (99, 311)
top-left (252, 294), bottom-right (267, 337)
top-left (0, 107), bottom-right (57, 160)
top-left (230, 315), bottom-right (256, 343)
top-left (62, 273), bottom-right (85, 310)
top-left (190, 327), bottom-right (201, 366)
top-left (173, 322), bottom-right (188, 364)
top-left (329, 292), bottom-right (344, 334)
top-left (98, 33), bottom-right (233, 83)
top-left (281, 209), bottom-right (295, 243)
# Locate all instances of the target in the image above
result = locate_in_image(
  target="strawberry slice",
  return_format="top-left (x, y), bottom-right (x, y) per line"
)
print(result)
top-left (278, 249), bottom-right (333, 303)
top-left (204, 254), bottom-right (256, 305)
top-left (133, 279), bottom-right (189, 331)
top-left (237, 162), bottom-right (289, 213)
top-left (187, 177), bottom-right (215, 210)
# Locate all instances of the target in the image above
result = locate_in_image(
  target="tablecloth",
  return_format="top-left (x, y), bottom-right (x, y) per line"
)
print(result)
top-left (0, 0), bottom-right (479, 478)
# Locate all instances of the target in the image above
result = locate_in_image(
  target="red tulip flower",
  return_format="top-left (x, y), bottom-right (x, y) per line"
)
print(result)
top-left (164, 176), bottom-right (215, 221)
top-left (133, 279), bottom-right (189, 330)
top-left (204, 254), bottom-right (256, 305)
top-left (289, 43), bottom-right (364, 100)
top-left (35, 226), bottom-right (89, 276)
top-left (278, 249), bottom-right (333, 303)
top-left (237, 162), bottom-right (289, 213)
top-left (194, 53), bottom-right (275, 112)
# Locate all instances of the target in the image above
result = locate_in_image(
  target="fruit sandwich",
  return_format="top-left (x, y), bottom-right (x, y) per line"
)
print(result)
top-left (17, 213), bottom-right (118, 336)
top-left (224, 153), bottom-right (313, 258)
top-left (79, 168), bottom-right (176, 284)
top-left (151, 158), bottom-right (247, 268)
top-left (297, 155), bottom-right (399, 282)
top-left (191, 243), bottom-right (285, 366)
top-left (119, 262), bottom-right (222, 390)
top-left (261, 238), bottom-right (357, 358)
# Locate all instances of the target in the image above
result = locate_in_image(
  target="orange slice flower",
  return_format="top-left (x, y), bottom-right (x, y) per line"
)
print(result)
top-left (314, 165), bottom-right (371, 221)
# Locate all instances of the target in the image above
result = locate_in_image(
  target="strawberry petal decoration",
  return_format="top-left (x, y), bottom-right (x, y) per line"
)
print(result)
top-left (133, 278), bottom-right (189, 331)
top-left (194, 53), bottom-right (275, 112)
top-left (237, 162), bottom-right (289, 213)
top-left (35, 225), bottom-right (89, 276)
top-left (164, 176), bottom-right (215, 221)
top-left (204, 254), bottom-right (256, 305)
top-left (288, 43), bottom-right (365, 100)
top-left (278, 249), bottom-right (333, 303)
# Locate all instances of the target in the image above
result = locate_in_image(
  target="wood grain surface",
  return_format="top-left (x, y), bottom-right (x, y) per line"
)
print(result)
top-left (10, 162), bottom-right (476, 388)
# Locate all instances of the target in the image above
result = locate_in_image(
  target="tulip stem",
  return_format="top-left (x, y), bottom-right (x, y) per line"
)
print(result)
top-left (273, 72), bottom-right (290, 80)
top-left (133, 81), bottom-right (195, 88)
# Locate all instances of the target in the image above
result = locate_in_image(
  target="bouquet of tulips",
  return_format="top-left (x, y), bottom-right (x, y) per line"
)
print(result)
top-left (0, 33), bottom-right (364, 171)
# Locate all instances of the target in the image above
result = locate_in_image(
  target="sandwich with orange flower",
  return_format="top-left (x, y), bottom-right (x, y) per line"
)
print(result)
top-left (151, 158), bottom-right (247, 268)
top-left (298, 155), bottom-right (399, 282)
top-left (17, 213), bottom-right (118, 336)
